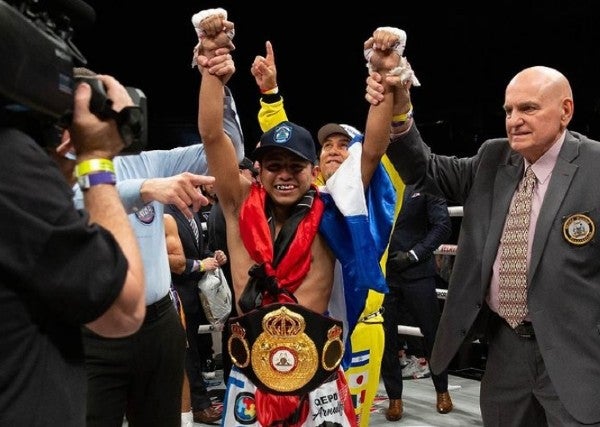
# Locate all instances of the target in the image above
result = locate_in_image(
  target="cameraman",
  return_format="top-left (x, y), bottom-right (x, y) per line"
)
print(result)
top-left (0, 75), bottom-right (146, 427)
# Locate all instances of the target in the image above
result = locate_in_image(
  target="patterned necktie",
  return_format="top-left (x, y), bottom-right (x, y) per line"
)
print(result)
top-left (189, 217), bottom-right (200, 246)
top-left (498, 166), bottom-right (537, 328)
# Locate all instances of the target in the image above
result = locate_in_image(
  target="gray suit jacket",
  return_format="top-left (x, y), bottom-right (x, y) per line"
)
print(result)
top-left (387, 125), bottom-right (600, 424)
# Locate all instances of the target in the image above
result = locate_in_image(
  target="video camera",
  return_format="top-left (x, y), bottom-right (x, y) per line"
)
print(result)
top-left (0, 0), bottom-right (147, 153)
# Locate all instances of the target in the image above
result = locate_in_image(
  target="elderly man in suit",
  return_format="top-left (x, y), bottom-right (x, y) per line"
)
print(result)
top-left (367, 65), bottom-right (600, 425)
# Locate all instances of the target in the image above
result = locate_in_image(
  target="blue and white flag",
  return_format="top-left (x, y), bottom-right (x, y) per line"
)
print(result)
top-left (319, 127), bottom-right (396, 368)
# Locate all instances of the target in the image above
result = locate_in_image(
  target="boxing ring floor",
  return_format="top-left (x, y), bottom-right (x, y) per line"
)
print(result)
top-left (368, 374), bottom-right (483, 426)
top-left (120, 362), bottom-right (482, 426)
top-left (202, 367), bottom-right (482, 426)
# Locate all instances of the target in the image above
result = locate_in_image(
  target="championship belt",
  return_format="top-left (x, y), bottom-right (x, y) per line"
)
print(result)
top-left (227, 303), bottom-right (344, 395)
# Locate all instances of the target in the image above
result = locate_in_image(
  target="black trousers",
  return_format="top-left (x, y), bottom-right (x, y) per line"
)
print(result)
top-left (83, 294), bottom-right (186, 427)
top-left (381, 276), bottom-right (448, 398)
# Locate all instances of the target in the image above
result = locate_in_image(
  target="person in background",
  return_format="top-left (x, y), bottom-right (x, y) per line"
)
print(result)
top-left (206, 157), bottom-right (258, 383)
top-left (381, 183), bottom-right (453, 420)
top-left (73, 153), bottom-right (214, 427)
top-left (368, 63), bottom-right (600, 425)
top-left (163, 213), bottom-right (194, 427)
top-left (71, 56), bottom-right (243, 427)
top-left (238, 156), bottom-right (260, 182)
top-left (198, 181), bottom-right (217, 239)
top-left (164, 201), bottom-right (227, 425)
top-left (0, 72), bottom-right (145, 425)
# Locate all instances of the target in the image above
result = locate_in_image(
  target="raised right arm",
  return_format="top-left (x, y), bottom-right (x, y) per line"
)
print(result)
top-left (196, 14), bottom-right (245, 212)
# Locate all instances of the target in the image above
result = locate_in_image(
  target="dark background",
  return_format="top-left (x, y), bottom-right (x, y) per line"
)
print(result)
top-left (78, 1), bottom-right (600, 157)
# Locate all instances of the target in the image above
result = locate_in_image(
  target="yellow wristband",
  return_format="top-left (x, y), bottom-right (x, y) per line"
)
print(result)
top-left (392, 105), bottom-right (413, 123)
top-left (75, 159), bottom-right (115, 178)
top-left (199, 261), bottom-right (205, 272)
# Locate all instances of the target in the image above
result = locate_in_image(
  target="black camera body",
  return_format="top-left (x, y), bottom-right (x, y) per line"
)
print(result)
top-left (0, 0), bottom-right (147, 153)
top-left (72, 75), bottom-right (148, 154)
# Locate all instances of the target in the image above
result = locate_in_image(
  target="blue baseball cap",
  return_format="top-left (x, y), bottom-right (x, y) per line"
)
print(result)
top-left (253, 121), bottom-right (317, 164)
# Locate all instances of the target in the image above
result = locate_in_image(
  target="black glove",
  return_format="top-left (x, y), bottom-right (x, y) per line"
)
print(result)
top-left (388, 251), bottom-right (414, 273)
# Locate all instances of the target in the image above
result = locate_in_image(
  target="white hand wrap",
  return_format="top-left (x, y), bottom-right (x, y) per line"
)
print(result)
top-left (191, 8), bottom-right (235, 68)
top-left (388, 57), bottom-right (421, 86)
top-left (364, 26), bottom-right (420, 86)
top-left (192, 8), bottom-right (234, 40)
top-left (364, 27), bottom-right (406, 65)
